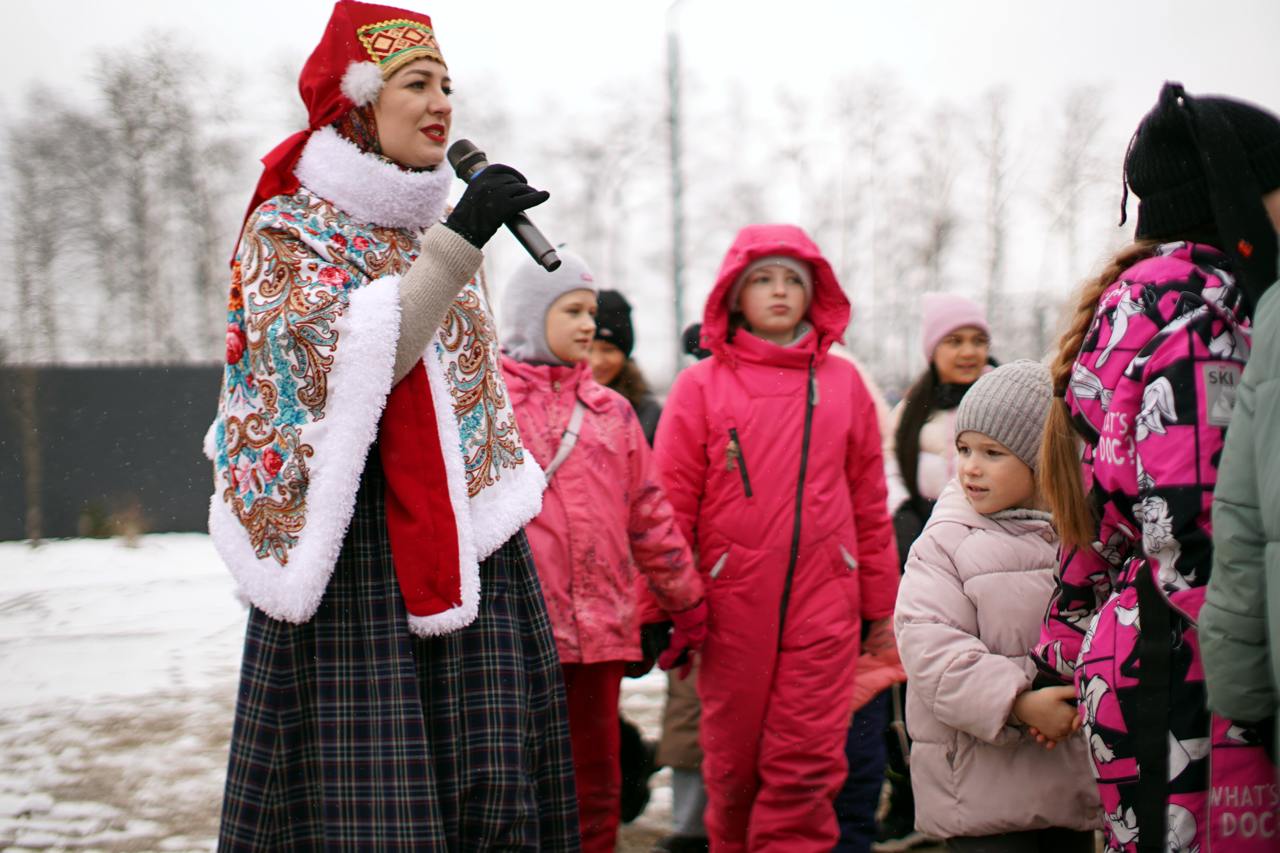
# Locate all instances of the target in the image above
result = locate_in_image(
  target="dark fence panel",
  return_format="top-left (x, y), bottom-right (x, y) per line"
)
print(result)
top-left (0, 366), bottom-right (222, 541)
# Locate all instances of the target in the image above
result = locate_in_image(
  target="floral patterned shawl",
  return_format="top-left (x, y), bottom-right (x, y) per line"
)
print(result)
top-left (205, 126), bottom-right (544, 636)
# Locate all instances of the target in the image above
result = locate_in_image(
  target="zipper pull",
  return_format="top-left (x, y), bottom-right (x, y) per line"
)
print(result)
top-left (808, 359), bottom-right (819, 406)
top-left (726, 436), bottom-right (741, 471)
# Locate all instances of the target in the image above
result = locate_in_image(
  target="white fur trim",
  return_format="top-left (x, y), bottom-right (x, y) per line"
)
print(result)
top-left (405, 348), bottom-right (483, 636)
top-left (208, 275), bottom-right (401, 624)
top-left (295, 126), bottom-right (453, 231)
top-left (340, 61), bottom-right (384, 107)
top-left (202, 417), bottom-right (217, 461)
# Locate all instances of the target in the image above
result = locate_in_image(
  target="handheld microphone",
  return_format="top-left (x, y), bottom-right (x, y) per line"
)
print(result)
top-left (447, 139), bottom-right (561, 271)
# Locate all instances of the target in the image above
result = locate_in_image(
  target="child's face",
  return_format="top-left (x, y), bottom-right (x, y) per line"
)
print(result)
top-left (737, 264), bottom-right (809, 341)
top-left (955, 430), bottom-right (1038, 514)
top-left (545, 289), bottom-right (598, 364)
top-left (933, 326), bottom-right (990, 385)
top-left (588, 339), bottom-right (625, 386)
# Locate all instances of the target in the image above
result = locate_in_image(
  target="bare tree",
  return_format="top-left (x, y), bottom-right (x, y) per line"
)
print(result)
top-left (539, 84), bottom-right (662, 290)
top-left (825, 82), bottom-right (867, 295)
top-left (14, 368), bottom-right (43, 544)
top-left (888, 104), bottom-right (964, 377)
top-left (1046, 88), bottom-right (1111, 275)
top-left (6, 95), bottom-right (63, 362)
top-left (1, 38), bottom-right (247, 365)
top-left (827, 75), bottom-right (906, 377)
top-left (975, 88), bottom-right (1014, 320)
top-left (1039, 85), bottom-right (1109, 353)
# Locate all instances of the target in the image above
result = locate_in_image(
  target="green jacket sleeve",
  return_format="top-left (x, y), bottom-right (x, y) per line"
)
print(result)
top-left (1203, 289), bottom-right (1280, 724)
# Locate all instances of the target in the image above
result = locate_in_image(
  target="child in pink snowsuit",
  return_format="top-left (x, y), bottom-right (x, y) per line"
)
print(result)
top-left (1035, 84), bottom-right (1280, 853)
top-left (499, 249), bottom-right (708, 853)
top-left (654, 224), bottom-right (899, 853)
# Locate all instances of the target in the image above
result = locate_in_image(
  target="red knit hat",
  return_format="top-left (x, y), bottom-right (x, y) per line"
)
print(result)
top-left (238, 1), bottom-right (447, 248)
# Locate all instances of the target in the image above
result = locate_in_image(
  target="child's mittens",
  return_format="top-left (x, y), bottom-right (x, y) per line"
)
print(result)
top-left (624, 621), bottom-right (674, 678)
top-left (658, 599), bottom-right (709, 679)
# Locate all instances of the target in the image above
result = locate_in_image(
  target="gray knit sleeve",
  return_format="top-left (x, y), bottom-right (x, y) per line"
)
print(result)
top-left (392, 225), bottom-right (483, 384)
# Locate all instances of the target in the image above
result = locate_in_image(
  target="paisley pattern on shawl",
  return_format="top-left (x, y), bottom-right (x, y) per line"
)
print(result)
top-left (214, 193), bottom-right (415, 562)
top-left (438, 285), bottom-right (525, 497)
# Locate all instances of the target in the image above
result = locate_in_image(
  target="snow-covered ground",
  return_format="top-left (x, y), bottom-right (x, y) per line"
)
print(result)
top-left (0, 534), bottom-right (671, 851)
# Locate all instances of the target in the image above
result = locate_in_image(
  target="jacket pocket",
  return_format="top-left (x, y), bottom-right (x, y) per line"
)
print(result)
top-left (725, 428), bottom-right (753, 498)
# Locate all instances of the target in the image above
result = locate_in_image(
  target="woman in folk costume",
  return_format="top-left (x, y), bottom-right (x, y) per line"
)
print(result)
top-left (1034, 83), bottom-right (1280, 853)
top-left (498, 251), bottom-right (707, 852)
top-left (206, 2), bottom-right (578, 848)
top-left (654, 224), bottom-right (899, 852)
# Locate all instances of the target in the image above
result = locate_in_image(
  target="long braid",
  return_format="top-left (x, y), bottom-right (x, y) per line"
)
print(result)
top-left (1040, 240), bottom-right (1160, 549)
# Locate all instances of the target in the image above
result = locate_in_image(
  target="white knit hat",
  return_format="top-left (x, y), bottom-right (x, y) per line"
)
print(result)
top-left (500, 248), bottom-right (597, 364)
top-left (954, 360), bottom-right (1053, 471)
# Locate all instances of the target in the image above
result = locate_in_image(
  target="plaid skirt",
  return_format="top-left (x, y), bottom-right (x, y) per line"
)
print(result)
top-left (217, 452), bottom-right (579, 851)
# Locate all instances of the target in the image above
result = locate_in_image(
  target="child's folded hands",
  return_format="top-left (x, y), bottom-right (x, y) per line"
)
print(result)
top-left (1012, 685), bottom-right (1082, 749)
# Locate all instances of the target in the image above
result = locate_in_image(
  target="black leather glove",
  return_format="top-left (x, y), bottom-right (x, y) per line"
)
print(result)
top-left (444, 164), bottom-right (549, 249)
top-left (624, 621), bottom-right (674, 679)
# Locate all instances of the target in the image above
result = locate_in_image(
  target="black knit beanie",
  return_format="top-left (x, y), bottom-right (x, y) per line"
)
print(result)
top-left (1124, 82), bottom-right (1280, 307)
top-left (595, 289), bottom-right (635, 358)
top-left (682, 322), bottom-right (710, 360)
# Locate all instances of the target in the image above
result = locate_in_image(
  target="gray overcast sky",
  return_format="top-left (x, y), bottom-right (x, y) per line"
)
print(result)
top-left (5, 0), bottom-right (1277, 126)
top-left (5, 0), bottom-right (1279, 378)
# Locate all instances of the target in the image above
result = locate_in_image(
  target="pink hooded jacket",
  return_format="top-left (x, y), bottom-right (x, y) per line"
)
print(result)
top-left (659, 224), bottom-right (899, 623)
top-left (502, 358), bottom-right (703, 664)
top-left (895, 482), bottom-right (1101, 838)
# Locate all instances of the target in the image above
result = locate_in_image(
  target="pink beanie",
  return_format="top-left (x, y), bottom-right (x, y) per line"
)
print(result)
top-left (920, 293), bottom-right (990, 362)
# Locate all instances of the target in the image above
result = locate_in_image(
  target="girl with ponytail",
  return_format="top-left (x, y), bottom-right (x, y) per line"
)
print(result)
top-left (1032, 83), bottom-right (1280, 853)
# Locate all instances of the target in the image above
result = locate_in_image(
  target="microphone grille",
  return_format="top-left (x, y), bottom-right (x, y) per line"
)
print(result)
top-left (447, 139), bottom-right (486, 179)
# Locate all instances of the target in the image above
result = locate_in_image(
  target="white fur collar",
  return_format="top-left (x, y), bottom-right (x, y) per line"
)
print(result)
top-left (294, 125), bottom-right (453, 231)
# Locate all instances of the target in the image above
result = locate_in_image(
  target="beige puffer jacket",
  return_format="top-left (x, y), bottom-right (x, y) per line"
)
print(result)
top-left (894, 481), bottom-right (1100, 838)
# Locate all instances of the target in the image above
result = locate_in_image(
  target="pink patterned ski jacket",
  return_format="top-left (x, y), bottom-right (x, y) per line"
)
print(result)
top-left (502, 357), bottom-right (703, 664)
top-left (1032, 242), bottom-right (1274, 853)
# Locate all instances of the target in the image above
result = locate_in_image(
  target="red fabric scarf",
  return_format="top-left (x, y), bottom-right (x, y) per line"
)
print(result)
top-left (379, 360), bottom-right (462, 616)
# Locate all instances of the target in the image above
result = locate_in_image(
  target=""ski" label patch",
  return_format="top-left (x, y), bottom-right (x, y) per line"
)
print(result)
top-left (1203, 362), bottom-right (1243, 427)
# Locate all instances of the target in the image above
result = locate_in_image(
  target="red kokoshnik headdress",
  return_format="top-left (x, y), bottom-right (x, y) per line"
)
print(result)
top-left (237, 0), bottom-right (447, 256)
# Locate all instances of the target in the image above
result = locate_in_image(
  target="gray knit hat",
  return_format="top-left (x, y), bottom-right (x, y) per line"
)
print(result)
top-left (500, 248), bottom-right (597, 364)
top-left (954, 360), bottom-right (1053, 471)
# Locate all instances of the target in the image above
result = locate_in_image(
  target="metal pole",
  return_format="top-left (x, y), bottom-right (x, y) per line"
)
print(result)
top-left (666, 1), bottom-right (686, 371)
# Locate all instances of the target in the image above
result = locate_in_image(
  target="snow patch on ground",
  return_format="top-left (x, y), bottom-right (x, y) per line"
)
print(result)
top-left (0, 533), bottom-right (673, 850)
top-left (0, 534), bottom-right (246, 710)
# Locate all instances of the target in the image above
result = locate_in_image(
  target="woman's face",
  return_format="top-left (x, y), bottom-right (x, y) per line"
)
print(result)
top-left (546, 289), bottom-right (598, 364)
top-left (737, 264), bottom-right (809, 344)
top-left (933, 325), bottom-right (990, 385)
top-left (372, 58), bottom-right (452, 169)
top-left (588, 339), bottom-right (626, 386)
